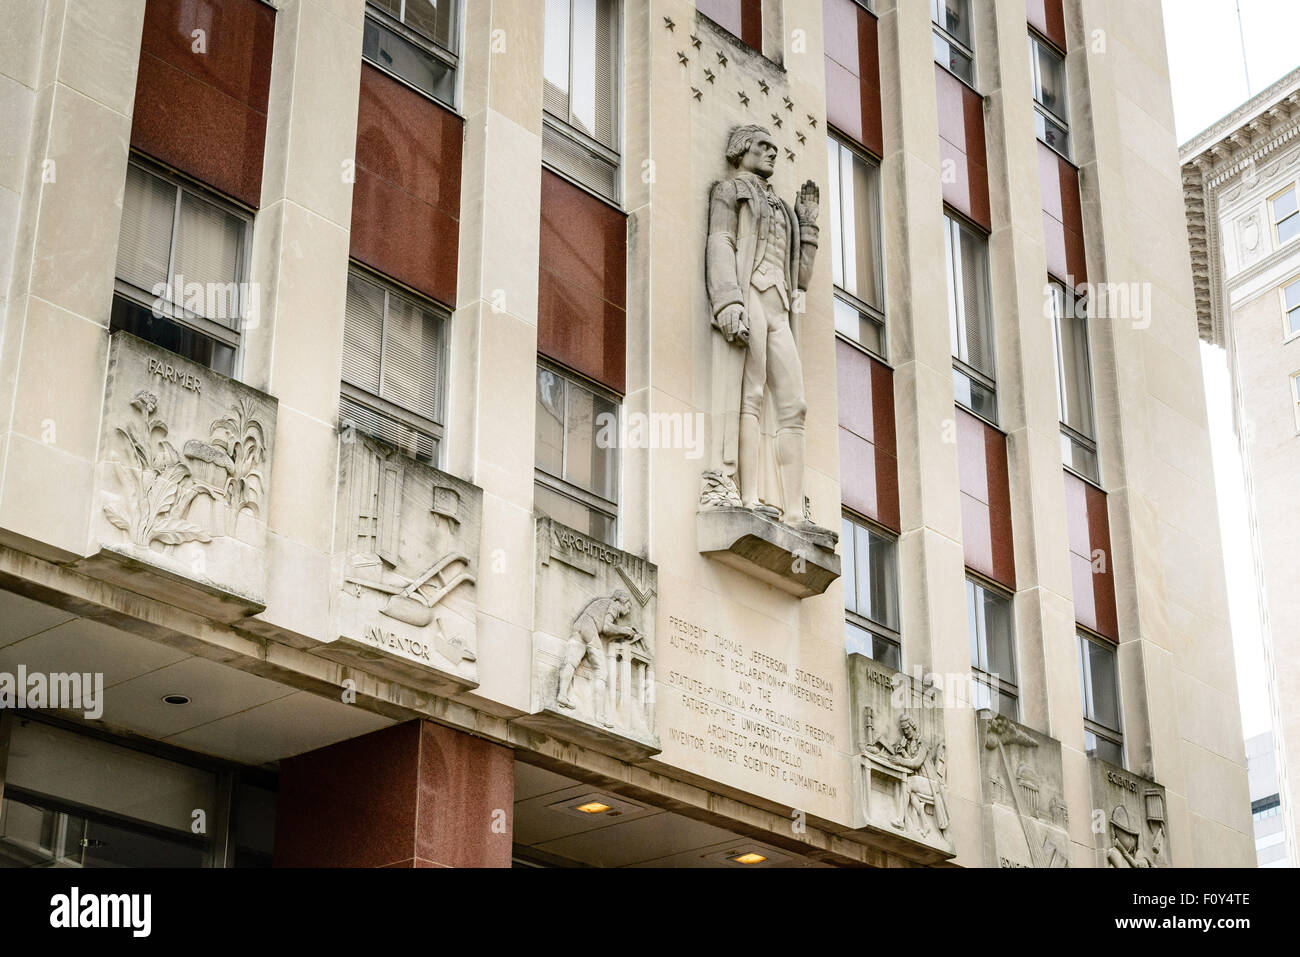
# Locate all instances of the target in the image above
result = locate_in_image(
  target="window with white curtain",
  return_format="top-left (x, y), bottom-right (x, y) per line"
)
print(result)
top-left (535, 362), bottom-right (619, 545)
top-left (111, 159), bottom-right (250, 377)
top-left (1050, 280), bottom-right (1099, 481)
top-left (944, 210), bottom-right (997, 421)
top-left (1079, 631), bottom-right (1124, 766)
top-left (1029, 33), bottom-right (1070, 158)
top-left (362, 0), bottom-right (459, 108)
top-left (340, 266), bottom-right (447, 465)
top-left (827, 135), bottom-right (886, 357)
top-left (841, 513), bottom-right (901, 670)
top-left (543, 0), bottom-right (621, 202)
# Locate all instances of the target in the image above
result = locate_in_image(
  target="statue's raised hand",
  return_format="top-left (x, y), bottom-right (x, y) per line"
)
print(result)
top-left (795, 180), bottom-right (819, 227)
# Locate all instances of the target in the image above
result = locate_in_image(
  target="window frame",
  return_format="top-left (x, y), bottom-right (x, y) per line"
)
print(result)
top-left (542, 0), bottom-right (623, 206)
top-left (113, 156), bottom-right (254, 372)
top-left (841, 511), bottom-right (902, 670)
top-left (1028, 30), bottom-right (1070, 160)
top-left (1291, 372), bottom-right (1300, 433)
top-left (827, 133), bottom-right (888, 361)
top-left (1270, 184), bottom-right (1300, 248)
top-left (1279, 276), bottom-right (1300, 342)
top-left (340, 262), bottom-right (450, 467)
top-left (944, 209), bottom-right (998, 424)
top-left (534, 358), bottom-right (621, 545)
top-left (966, 575), bottom-right (1018, 719)
top-left (362, 0), bottom-right (462, 111)
top-left (1078, 629), bottom-right (1125, 767)
top-left (1049, 279), bottom-right (1100, 483)
top-left (931, 0), bottom-right (977, 88)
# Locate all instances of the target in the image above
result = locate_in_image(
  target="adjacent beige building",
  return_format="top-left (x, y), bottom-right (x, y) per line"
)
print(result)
top-left (0, 0), bottom-right (1252, 868)
top-left (1183, 65), bottom-right (1300, 871)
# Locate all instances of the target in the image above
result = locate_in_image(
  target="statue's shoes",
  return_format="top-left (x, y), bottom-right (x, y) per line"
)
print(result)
top-left (556, 697), bottom-right (576, 710)
top-left (788, 518), bottom-right (839, 549)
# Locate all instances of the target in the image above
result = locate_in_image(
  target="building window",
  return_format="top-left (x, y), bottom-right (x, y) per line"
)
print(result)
top-left (1281, 278), bottom-right (1300, 339)
top-left (1079, 632), bottom-right (1124, 766)
top-left (1050, 281), bottom-right (1099, 481)
top-left (967, 577), bottom-right (1017, 718)
top-left (932, 0), bottom-right (975, 85)
top-left (340, 266), bottom-right (447, 465)
top-left (543, 0), bottom-right (620, 202)
top-left (841, 513), bottom-right (901, 670)
top-left (535, 362), bottom-right (619, 544)
top-left (1028, 32), bottom-right (1069, 158)
top-left (827, 136), bottom-right (886, 358)
top-left (112, 160), bottom-right (251, 378)
top-left (945, 211), bottom-right (997, 421)
top-left (1273, 186), bottom-right (1300, 246)
top-left (362, 0), bottom-right (459, 108)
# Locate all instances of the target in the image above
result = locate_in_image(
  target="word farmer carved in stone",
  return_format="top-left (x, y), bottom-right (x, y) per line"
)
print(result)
top-left (703, 124), bottom-right (837, 550)
top-left (865, 714), bottom-right (951, 839)
top-left (556, 589), bottom-right (645, 728)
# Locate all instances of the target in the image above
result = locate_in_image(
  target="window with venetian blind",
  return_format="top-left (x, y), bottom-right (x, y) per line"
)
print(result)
top-left (827, 135), bottom-right (886, 358)
top-left (542, 0), bottom-right (621, 202)
top-left (341, 266), bottom-right (447, 465)
top-left (362, 0), bottom-right (460, 108)
top-left (944, 210), bottom-right (997, 421)
top-left (112, 160), bottom-right (251, 378)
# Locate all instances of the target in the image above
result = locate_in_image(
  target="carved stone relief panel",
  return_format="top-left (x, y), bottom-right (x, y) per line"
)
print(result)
top-left (976, 712), bottom-right (1071, 868)
top-left (512, 517), bottom-right (659, 761)
top-left (847, 654), bottom-right (953, 858)
top-left (316, 436), bottom-right (482, 694)
top-left (1087, 758), bottom-right (1169, 868)
top-left (1234, 206), bottom-right (1267, 271)
top-left (80, 332), bottom-right (277, 621)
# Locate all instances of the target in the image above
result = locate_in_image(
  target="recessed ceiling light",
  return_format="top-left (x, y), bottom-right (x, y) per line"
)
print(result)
top-left (548, 793), bottom-right (647, 820)
top-left (732, 852), bottom-right (767, 865)
top-left (575, 801), bottom-right (612, 814)
top-left (162, 694), bottom-right (191, 705)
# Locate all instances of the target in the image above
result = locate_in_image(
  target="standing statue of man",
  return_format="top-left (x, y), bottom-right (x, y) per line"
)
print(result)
top-left (703, 124), bottom-right (837, 548)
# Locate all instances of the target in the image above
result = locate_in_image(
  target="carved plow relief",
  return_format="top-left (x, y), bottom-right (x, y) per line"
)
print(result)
top-left (977, 713), bottom-right (1071, 868)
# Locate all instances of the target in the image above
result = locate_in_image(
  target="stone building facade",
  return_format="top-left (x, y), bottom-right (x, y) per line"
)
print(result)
top-left (1182, 65), bottom-right (1300, 872)
top-left (0, 0), bottom-right (1252, 867)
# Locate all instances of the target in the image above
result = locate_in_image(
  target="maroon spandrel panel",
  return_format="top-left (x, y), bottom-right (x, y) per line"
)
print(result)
top-left (1063, 470), bottom-right (1119, 641)
top-left (350, 64), bottom-right (463, 308)
top-left (936, 65), bottom-right (991, 231)
top-left (824, 0), bottom-right (883, 158)
top-left (274, 720), bottom-right (515, 868)
top-left (836, 340), bottom-right (899, 532)
top-left (130, 0), bottom-right (275, 208)
top-left (697, 0), bottom-right (763, 52)
top-left (538, 169), bottom-right (627, 394)
top-left (1027, 0), bottom-right (1068, 51)
top-left (956, 408), bottom-right (1016, 589)
top-left (1038, 142), bottom-right (1088, 287)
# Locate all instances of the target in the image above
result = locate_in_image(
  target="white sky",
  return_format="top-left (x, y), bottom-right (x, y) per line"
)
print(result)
top-left (1162, 1), bottom-right (1300, 738)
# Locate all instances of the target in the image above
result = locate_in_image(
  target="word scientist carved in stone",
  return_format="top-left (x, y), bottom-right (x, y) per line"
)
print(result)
top-left (320, 436), bottom-right (483, 693)
top-left (513, 518), bottom-right (659, 761)
top-left (978, 712), bottom-right (1071, 868)
top-left (82, 333), bottom-right (277, 622)
top-left (1089, 759), bottom-right (1168, 868)
top-left (697, 125), bottom-right (841, 598)
top-left (847, 655), bottom-right (953, 857)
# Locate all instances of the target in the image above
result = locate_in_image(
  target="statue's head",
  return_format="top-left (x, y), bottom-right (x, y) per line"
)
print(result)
top-left (612, 589), bottom-right (632, 612)
top-left (1109, 806), bottom-right (1139, 852)
top-left (899, 714), bottom-right (918, 739)
top-left (726, 124), bottom-right (778, 179)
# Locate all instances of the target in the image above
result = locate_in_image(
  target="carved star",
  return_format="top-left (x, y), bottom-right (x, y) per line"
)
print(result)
top-left (691, 87), bottom-right (702, 100)
top-left (716, 51), bottom-right (728, 67)
top-left (785, 148), bottom-right (796, 161)
top-left (770, 112), bottom-right (783, 128)
top-left (807, 114), bottom-right (818, 128)
top-left (664, 16), bottom-right (675, 31)
top-left (738, 90), bottom-right (750, 106)
top-left (758, 79), bottom-right (770, 95)
top-left (704, 68), bottom-right (715, 83)
top-left (690, 33), bottom-right (702, 49)
top-left (677, 50), bottom-right (689, 66)
top-left (796, 131), bottom-right (806, 145)
top-left (783, 95), bottom-right (795, 111)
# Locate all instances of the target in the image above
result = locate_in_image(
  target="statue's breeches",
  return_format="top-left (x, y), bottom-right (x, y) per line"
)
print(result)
top-left (739, 284), bottom-right (807, 429)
